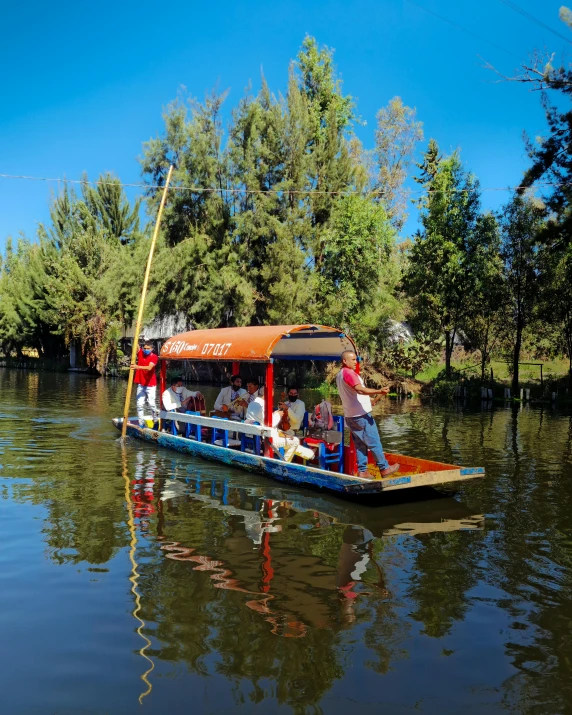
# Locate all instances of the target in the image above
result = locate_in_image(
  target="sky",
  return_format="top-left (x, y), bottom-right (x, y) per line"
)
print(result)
top-left (0, 0), bottom-right (570, 250)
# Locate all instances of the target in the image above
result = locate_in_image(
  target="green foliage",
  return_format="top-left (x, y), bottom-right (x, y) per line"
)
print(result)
top-left (460, 212), bottom-right (506, 380)
top-left (499, 193), bottom-right (545, 392)
top-left (6, 32), bottom-right (572, 386)
top-left (0, 178), bottom-right (145, 370)
top-left (403, 144), bottom-right (481, 375)
top-left (374, 96), bottom-right (424, 229)
top-left (317, 194), bottom-right (397, 341)
top-left (139, 36), bottom-right (395, 338)
top-left (381, 336), bottom-right (443, 378)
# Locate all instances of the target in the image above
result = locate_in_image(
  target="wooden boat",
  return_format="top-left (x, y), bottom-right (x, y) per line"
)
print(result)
top-left (113, 324), bottom-right (485, 497)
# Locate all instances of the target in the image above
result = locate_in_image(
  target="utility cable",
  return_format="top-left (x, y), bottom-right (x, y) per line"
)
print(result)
top-left (497, 0), bottom-right (572, 46)
top-left (0, 172), bottom-right (564, 195)
top-left (405, 0), bottom-right (521, 59)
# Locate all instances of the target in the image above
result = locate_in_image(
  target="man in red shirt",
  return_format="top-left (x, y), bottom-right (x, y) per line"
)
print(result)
top-left (335, 350), bottom-right (399, 479)
top-left (130, 340), bottom-right (158, 427)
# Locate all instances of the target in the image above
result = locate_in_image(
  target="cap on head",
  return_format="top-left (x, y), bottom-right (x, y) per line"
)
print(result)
top-left (171, 375), bottom-right (184, 385)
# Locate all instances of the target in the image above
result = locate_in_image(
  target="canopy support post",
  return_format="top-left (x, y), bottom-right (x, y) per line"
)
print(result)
top-left (264, 360), bottom-right (274, 457)
top-left (232, 361), bottom-right (240, 376)
top-left (345, 356), bottom-right (359, 475)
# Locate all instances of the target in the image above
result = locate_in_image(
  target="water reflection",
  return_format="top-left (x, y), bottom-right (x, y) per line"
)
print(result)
top-left (119, 446), bottom-right (485, 708)
top-left (1, 370), bottom-right (572, 713)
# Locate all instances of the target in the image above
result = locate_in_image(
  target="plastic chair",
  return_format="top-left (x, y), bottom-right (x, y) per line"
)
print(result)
top-left (211, 416), bottom-right (241, 449)
top-left (184, 411), bottom-right (201, 440)
top-left (240, 431), bottom-right (261, 455)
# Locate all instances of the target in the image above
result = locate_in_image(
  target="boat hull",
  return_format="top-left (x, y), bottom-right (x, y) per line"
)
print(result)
top-left (113, 419), bottom-right (485, 497)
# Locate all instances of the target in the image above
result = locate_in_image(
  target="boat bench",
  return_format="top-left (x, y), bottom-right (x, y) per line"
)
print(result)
top-left (160, 411), bottom-right (272, 454)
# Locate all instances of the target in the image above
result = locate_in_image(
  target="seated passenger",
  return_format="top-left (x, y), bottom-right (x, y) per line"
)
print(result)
top-left (244, 386), bottom-right (314, 463)
top-left (162, 376), bottom-right (203, 414)
top-left (244, 381), bottom-right (265, 423)
top-left (277, 386), bottom-right (305, 434)
top-left (214, 374), bottom-right (247, 417)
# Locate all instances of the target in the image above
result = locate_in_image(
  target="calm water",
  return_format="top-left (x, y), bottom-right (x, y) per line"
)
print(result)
top-left (1, 371), bottom-right (572, 714)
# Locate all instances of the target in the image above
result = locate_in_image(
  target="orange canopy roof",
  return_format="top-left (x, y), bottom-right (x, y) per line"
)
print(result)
top-left (159, 324), bottom-right (357, 362)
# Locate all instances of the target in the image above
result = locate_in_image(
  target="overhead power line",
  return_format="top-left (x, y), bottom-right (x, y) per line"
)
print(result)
top-left (497, 0), bottom-right (572, 46)
top-left (405, 0), bottom-right (521, 59)
top-left (0, 172), bottom-right (563, 195)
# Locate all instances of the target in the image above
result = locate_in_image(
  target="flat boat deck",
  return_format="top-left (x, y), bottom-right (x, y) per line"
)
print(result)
top-left (113, 417), bottom-right (485, 497)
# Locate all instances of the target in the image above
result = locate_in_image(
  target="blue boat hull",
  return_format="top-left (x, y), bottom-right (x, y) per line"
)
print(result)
top-left (113, 419), bottom-right (389, 495)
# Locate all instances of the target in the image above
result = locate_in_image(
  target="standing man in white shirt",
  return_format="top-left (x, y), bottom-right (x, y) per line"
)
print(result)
top-left (214, 374), bottom-right (247, 417)
top-left (336, 350), bottom-right (399, 479)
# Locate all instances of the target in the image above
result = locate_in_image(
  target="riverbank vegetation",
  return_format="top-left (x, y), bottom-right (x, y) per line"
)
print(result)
top-left (2, 21), bottom-right (572, 388)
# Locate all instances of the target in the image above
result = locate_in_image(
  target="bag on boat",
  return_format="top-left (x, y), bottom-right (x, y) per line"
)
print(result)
top-left (307, 400), bottom-right (342, 443)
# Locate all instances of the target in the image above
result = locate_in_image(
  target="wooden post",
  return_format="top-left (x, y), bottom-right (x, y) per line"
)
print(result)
top-left (264, 361), bottom-right (274, 457)
top-left (540, 364), bottom-right (543, 389)
top-left (121, 165), bottom-right (174, 439)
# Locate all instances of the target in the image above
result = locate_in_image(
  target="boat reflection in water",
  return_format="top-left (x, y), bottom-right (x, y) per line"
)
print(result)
top-left (130, 454), bottom-right (484, 640)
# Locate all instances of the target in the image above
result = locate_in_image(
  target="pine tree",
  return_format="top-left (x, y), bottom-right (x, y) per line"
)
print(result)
top-left (404, 147), bottom-right (481, 376)
top-left (499, 194), bottom-right (545, 394)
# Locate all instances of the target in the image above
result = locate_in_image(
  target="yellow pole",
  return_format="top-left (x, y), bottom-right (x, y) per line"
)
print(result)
top-left (121, 164), bottom-right (174, 439)
top-left (121, 446), bottom-right (154, 702)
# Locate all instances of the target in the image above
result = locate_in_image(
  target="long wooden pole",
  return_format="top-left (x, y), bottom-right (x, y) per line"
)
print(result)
top-left (121, 165), bottom-right (174, 439)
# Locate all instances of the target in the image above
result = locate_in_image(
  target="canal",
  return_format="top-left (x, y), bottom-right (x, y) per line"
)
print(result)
top-left (1, 370), bottom-right (572, 714)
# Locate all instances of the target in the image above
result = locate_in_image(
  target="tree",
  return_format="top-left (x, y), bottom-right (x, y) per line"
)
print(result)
top-left (537, 243), bottom-right (572, 387)
top-left (404, 144), bottom-right (481, 376)
top-left (316, 194), bottom-right (399, 352)
top-left (374, 97), bottom-right (424, 230)
top-left (460, 213), bottom-right (506, 381)
top-left (499, 194), bottom-right (545, 394)
top-left (503, 8), bottom-right (572, 243)
top-left (0, 235), bottom-right (62, 358)
top-left (140, 90), bottom-right (232, 249)
top-left (295, 37), bottom-right (359, 268)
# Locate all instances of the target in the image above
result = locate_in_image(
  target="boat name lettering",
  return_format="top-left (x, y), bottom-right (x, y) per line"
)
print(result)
top-left (165, 340), bottom-right (199, 355)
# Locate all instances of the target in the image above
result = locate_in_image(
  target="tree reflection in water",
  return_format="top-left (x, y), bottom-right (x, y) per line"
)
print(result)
top-left (122, 448), bottom-right (483, 711)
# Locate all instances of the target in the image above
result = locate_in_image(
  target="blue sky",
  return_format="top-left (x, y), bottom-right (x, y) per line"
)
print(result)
top-left (0, 0), bottom-right (569, 250)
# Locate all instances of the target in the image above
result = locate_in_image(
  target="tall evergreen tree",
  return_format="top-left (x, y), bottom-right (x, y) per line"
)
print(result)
top-left (460, 213), bottom-right (506, 380)
top-left (404, 145), bottom-right (481, 376)
top-left (499, 194), bottom-right (545, 394)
